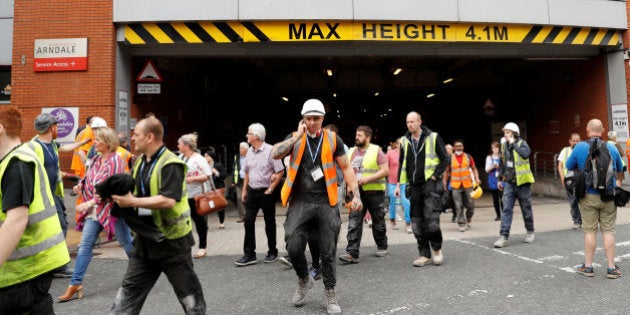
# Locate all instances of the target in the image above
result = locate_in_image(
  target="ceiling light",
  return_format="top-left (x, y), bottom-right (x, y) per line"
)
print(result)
top-left (333, 93), bottom-right (337, 98)
top-left (374, 91), bottom-right (380, 96)
top-left (426, 93), bottom-right (435, 98)
top-left (442, 78), bottom-right (454, 84)
top-left (393, 68), bottom-right (403, 76)
top-left (326, 69), bottom-right (333, 77)
top-left (281, 97), bottom-right (289, 102)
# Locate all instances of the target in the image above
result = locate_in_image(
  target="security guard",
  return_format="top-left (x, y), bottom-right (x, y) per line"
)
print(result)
top-left (0, 106), bottom-right (70, 314)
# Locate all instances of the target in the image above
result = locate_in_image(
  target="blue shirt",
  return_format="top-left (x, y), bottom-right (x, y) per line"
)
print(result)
top-left (565, 138), bottom-right (623, 194)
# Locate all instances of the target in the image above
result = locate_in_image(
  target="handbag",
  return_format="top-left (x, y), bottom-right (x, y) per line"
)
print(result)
top-left (193, 176), bottom-right (227, 216)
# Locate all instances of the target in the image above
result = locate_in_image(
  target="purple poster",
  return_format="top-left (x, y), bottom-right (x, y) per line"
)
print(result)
top-left (50, 108), bottom-right (76, 138)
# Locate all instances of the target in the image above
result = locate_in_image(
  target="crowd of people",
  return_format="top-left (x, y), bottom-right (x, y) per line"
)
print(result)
top-left (0, 101), bottom-right (626, 314)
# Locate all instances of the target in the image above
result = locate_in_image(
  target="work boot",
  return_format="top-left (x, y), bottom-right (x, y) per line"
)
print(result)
top-left (292, 275), bottom-right (314, 306)
top-left (325, 288), bottom-right (341, 314)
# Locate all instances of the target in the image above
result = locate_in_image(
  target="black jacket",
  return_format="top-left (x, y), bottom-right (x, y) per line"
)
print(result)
top-left (398, 125), bottom-right (449, 186)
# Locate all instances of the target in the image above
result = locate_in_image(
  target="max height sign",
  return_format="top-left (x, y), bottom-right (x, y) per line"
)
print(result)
top-left (34, 38), bottom-right (88, 72)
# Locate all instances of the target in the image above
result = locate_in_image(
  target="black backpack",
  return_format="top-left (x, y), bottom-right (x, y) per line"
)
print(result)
top-left (584, 139), bottom-right (615, 200)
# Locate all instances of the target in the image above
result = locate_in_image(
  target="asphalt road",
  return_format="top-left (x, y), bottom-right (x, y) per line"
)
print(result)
top-left (52, 222), bottom-right (630, 314)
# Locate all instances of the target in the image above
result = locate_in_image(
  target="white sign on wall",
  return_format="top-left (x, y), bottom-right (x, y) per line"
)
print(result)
top-left (41, 107), bottom-right (79, 144)
top-left (611, 104), bottom-right (629, 142)
top-left (118, 91), bottom-right (129, 133)
top-left (34, 38), bottom-right (88, 72)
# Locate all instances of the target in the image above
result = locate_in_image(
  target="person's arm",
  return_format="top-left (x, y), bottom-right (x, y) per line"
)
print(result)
top-left (485, 156), bottom-right (493, 173)
top-left (337, 154), bottom-right (362, 211)
top-left (242, 172), bottom-right (249, 201)
top-left (442, 165), bottom-right (450, 190)
top-left (0, 206), bottom-right (28, 267)
top-left (514, 140), bottom-right (531, 159)
top-left (266, 170), bottom-right (284, 194)
top-left (395, 142), bottom-right (406, 197)
top-left (113, 163), bottom-right (183, 209)
top-left (470, 159), bottom-right (480, 187)
top-left (272, 121), bottom-right (306, 159)
top-left (557, 149), bottom-right (566, 186)
top-left (59, 138), bottom-right (90, 152)
top-left (431, 134), bottom-right (449, 179)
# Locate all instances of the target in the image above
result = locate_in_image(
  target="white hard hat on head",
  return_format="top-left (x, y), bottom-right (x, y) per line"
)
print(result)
top-left (90, 117), bottom-right (107, 128)
top-left (301, 99), bottom-right (326, 116)
top-left (502, 122), bottom-right (520, 135)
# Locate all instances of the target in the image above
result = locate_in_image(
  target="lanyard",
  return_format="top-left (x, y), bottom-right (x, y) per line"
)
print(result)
top-left (410, 137), bottom-right (425, 159)
top-left (35, 139), bottom-right (58, 166)
top-left (307, 135), bottom-right (323, 164)
top-left (139, 147), bottom-right (166, 196)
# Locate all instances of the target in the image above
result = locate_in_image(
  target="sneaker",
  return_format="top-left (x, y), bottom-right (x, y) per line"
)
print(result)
top-left (413, 256), bottom-right (432, 267)
top-left (406, 224), bottom-right (412, 234)
top-left (494, 237), bottom-right (508, 248)
top-left (264, 253), bottom-right (278, 263)
top-left (279, 255), bottom-right (293, 267)
top-left (458, 225), bottom-right (466, 232)
top-left (235, 255), bottom-right (257, 266)
top-left (390, 220), bottom-right (399, 230)
top-left (396, 215), bottom-right (403, 222)
top-left (577, 263), bottom-right (594, 277)
top-left (524, 232), bottom-right (535, 243)
top-left (325, 288), bottom-right (342, 314)
top-left (572, 223), bottom-right (582, 230)
top-left (432, 250), bottom-right (443, 265)
top-left (309, 266), bottom-right (322, 280)
top-left (367, 219), bottom-right (373, 228)
top-left (375, 249), bottom-right (388, 257)
top-left (292, 275), bottom-right (314, 306)
top-left (53, 268), bottom-right (74, 278)
top-left (607, 265), bottom-right (622, 279)
top-left (338, 253), bottom-right (359, 263)
top-left (236, 217), bottom-right (245, 223)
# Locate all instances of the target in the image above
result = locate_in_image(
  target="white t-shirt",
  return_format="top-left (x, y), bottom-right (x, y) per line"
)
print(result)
top-left (180, 153), bottom-right (212, 198)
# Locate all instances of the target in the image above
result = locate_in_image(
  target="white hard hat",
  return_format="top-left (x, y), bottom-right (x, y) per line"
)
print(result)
top-left (502, 122), bottom-right (520, 135)
top-left (301, 99), bottom-right (326, 116)
top-left (90, 117), bottom-right (108, 128)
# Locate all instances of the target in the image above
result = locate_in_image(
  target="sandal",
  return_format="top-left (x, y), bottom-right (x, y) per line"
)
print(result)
top-left (194, 249), bottom-right (207, 259)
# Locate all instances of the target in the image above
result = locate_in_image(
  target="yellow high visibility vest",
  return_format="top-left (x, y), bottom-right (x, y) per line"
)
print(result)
top-left (348, 144), bottom-right (386, 191)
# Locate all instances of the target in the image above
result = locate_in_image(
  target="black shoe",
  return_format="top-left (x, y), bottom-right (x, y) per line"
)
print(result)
top-left (264, 253), bottom-right (278, 263)
top-left (494, 216), bottom-right (501, 221)
top-left (53, 268), bottom-right (74, 278)
top-left (235, 255), bottom-right (257, 266)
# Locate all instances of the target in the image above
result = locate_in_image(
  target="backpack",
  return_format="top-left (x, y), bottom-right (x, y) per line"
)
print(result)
top-left (584, 139), bottom-right (615, 200)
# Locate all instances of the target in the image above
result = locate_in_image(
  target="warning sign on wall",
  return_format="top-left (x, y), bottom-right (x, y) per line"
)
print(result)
top-left (611, 104), bottom-right (629, 142)
top-left (136, 60), bottom-right (163, 82)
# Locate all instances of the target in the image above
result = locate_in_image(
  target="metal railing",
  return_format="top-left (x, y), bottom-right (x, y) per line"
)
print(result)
top-left (533, 151), bottom-right (558, 179)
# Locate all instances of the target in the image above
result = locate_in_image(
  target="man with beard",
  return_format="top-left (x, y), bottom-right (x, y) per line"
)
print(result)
top-left (443, 139), bottom-right (480, 232)
top-left (339, 125), bottom-right (389, 263)
top-left (557, 133), bottom-right (582, 230)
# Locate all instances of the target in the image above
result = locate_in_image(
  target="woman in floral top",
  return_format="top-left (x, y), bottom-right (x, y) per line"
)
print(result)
top-left (58, 127), bottom-right (133, 302)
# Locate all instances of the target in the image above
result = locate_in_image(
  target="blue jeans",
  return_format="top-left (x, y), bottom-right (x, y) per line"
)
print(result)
top-left (566, 190), bottom-right (582, 225)
top-left (71, 218), bottom-right (133, 285)
top-left (387, 183), bottom-right (411, 224)
top-left (500, 182), bottom-right (535, 239)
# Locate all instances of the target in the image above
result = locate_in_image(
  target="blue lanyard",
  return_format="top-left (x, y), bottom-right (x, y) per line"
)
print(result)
top-left (139, 147), bottom-right (166, 196)
top-left (35, 139), bottom-right (58, 166)
top-left (307, 135), bottom-right (323, 164)
top-left (410, 137), bottom-right (425, 159)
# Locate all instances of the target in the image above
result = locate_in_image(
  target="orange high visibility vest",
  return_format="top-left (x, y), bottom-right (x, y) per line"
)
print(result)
top-left (450, 153), bottom-right (473, 189)
top-left (281, 130), bottom-right (338, 207)
top-left (116, 146), bottom-right (132, 173)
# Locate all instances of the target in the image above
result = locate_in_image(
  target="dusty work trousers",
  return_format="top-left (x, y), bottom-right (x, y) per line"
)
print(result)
top-left (345, 190), bottom-right (388, 258)
top-left (284, 198), bottom-right (341, 289)
top-left (110, 247), bottom-right (206, 315)
top-left (408, 180), bottom-right (443, 258)
top-left (452, 187), bottom-right (475, 226)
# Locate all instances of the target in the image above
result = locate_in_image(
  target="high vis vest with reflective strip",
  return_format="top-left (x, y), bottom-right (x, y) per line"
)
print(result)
top-left (233, 155), bottom-right (239, 183)
top-left (502, 140), bottom-right (535, 186)
top-left (608, 141), bottom-right (626, 168)
top-left (450, 153), bottom-right (473, 189)
top-left (348, 144), bottom-right (386, 191)
top-left (0, 144), bottom-right (70, 288)
top-left (399, 133), bottom-right (439, 184)
top-left (132, 149), bottom-right (192, 240)
top-left (116, 146), bottom-right (132, 173)
top-left (28, 139), bottom-right (64, 198)
top-left (281, 130), bottom-right (338, 207)
top-left (560, 146), bottom-right (572, 176)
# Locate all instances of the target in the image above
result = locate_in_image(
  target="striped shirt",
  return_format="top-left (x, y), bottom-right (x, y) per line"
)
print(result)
top-left (243, 142), bottom-right (284, 189)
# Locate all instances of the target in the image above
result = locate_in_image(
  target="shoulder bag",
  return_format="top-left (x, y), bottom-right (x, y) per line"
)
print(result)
top-left (193, 175), bottom-right (227, 216)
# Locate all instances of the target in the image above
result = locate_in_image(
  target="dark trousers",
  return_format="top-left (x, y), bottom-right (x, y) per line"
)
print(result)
top-left (566, 190), bottom-right (582, 224)
top-left (491, 189), bottom-right (503, 218)
top-left (0, 272), bottom-right (54, 314)
top-left (284, 199), bottom-right (341, 289)
top-left (110, 249), bottom-right (206, 315)
top-left (408, 180), bottom-right (443, 258)
top-left (217, 209), bottom-right (225, 224)
top-left (188, 198), bottom-right (209, 249)
top-left (345, 190), bottom-right (388, 257)
top-left (243, 187), bottom-right (278, 257)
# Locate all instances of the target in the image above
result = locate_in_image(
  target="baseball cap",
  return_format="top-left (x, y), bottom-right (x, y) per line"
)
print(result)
top-left (34, 113), bottom-right (58, 133)
top-left (301, 99), bottom-right (326, 116)
top-left (90, 117), bottom-right (107, 128)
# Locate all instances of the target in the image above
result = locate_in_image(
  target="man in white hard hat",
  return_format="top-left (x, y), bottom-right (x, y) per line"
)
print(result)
top-left (493, 122), bottom-right (536, 248)
top-left (271, 98), bottom-right (362, 314)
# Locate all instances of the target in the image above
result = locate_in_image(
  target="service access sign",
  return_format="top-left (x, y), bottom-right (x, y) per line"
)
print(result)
top-left (34, 38), bottom-right (88, 72)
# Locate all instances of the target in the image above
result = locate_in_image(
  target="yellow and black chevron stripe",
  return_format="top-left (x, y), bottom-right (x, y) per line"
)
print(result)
top-left (123, 21), bottom-right (621, 46)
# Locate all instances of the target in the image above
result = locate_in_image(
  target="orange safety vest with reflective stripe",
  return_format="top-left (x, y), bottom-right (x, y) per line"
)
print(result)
top-left (281, 130), bottom-right (338, 207)
top-left (116, 146), bottom-right (132, 173)
top-left (450, 153), bottom-right (473, 189)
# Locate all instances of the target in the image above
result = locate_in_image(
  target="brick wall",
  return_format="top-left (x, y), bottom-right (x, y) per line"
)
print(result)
top-left (11, 0), bottom-right (116, 170)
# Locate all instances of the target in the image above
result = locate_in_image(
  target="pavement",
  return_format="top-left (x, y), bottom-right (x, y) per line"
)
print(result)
top-left (53, 191), bottom-right (630, 314)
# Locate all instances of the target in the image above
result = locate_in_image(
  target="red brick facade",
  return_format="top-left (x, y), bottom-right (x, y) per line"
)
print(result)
top-left (11, 0), bottom-right (116, 169)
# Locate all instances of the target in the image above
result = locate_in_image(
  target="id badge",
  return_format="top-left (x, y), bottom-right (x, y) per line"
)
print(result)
top-left (310, 167), bottom-right (324, 181)
top-left (506, 161), bottom-right (514, 168)
top-left (138, 207), bottom-right (152, 216)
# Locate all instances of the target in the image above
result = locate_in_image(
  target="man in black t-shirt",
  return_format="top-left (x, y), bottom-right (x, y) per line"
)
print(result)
top-left (271, 99), bottom-right (362, 315)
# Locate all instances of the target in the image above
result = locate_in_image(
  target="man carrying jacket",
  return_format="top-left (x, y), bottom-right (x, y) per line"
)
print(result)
top-left (396, 111), bottom-right (449, 267)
